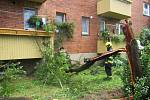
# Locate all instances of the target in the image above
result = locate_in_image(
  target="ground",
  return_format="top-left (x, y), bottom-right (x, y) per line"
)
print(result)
top-left (9, 66), bottom-right (124, 100)
top-left (79, 89), bottom-right (123, 100)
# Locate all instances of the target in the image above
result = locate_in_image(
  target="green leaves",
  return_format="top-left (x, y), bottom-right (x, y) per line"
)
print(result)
top-left (134, 77), bottom-right (149, 100)
top-left (43, 22), bottom-right (57, 33)
top-left (36, 42), bottom-right (71, 88)
top-left (55, 22), bottom-right (75, 49)
top-left (139, 28), bottom-right (150, 46)
top-left (0, 62), bottom-right (25, 97)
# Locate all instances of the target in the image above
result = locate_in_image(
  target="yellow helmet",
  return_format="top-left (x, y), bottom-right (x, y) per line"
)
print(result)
top-left (105, 42), bottom-right (112, 47)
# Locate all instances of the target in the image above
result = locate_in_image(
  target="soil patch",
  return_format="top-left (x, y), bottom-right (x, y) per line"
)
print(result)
top-left (79, 89), bottom-right (124, 100)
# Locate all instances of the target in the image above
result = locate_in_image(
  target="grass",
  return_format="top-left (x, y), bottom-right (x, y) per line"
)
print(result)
top-left (9, 66), bottom-right (123, 100)
top-left (10, 77), bottom-right (60, 100)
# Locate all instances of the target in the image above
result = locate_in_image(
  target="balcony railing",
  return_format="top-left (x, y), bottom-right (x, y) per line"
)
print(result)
top-left (97, 0), bottom-right (132, 20)
top-left (0, 28), bottom-right (54, 60)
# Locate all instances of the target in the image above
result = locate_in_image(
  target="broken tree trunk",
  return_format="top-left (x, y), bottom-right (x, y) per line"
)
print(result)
top-left (66, 48), bottom-right (125, 73)
top-left (122, 20), bottom-right (142, 83)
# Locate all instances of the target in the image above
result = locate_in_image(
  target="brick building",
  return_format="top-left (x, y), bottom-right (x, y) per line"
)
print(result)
top-left (0, 0), bottom-right (149, 61)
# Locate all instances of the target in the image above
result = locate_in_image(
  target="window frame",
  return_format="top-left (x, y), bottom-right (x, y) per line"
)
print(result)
top-left (56, 12), bottom-right (66, 23)
top-left (115, 23), bottom-right (123, 34)
top-left (23, 7), bottom-right (37, 30)
top-left (143, 2), bottom-right (150, 16)
top-left (82, 16), bottom-right (90, 36)
top-left (99, 18), bottom-right (106, 32)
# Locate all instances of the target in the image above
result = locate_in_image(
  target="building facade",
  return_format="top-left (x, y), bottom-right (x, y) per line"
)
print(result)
top-left (0, 0), bottom-right (149, 61)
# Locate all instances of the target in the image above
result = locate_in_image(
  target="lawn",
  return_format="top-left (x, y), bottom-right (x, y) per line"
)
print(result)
top-left (10, 66), bottom-right (124, 100)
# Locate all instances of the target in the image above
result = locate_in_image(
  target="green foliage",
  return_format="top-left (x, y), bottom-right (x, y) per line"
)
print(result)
top-left (112, 54), bottom-right (128, 76)
top-left (139, 28), bottom-right (150, 46)
top-left (121, 64), bottom-right (133, 97)
top-left (113, 54), bottom-right (128, 68)
top-left (121, 44), bottom-right (150, 99)
top-left (100, 31), bottom-right (125, 43)
top-left (132, 34), bottom-right (150, 99)
top-left (140, 44), bottom-right (150, 98)
top-left (101, 31), bottom-right (110, 41)
top-left (57, 22), bottom-right (75, 39)
top-left (43, 22), bottom-right (75, 49)
top-left (55, 22), bottom-right (75, 49)
top-left (64, 73), bottom-right (89, 99)
top-left (28, 16), bottom-right (41, 29)
top-left (112, 34), bottom-right (125, 43)
top-left (0, 62), bottom-right (25, 97)
top-left (134, 77), bottom-right (149, 100)
top-left (113, 54), bottom-right (133, 97)
top-left (43, 22), bottom-right (57, 33)
top-left (36, 42), bottom-right (71, 88)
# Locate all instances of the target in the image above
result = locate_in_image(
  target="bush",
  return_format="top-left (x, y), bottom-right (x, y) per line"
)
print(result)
top-left (43, 22), bottom-right (57, 33)
top-left (121, 64), bottom-right (133, 97)
top-left (100, 31), bottom-right (110, 41)
top-left (139, 44), bottom-right (150, 98)
top-left (113, 54), bottom-right (128, 76)
top-left (139, 28), bottom-right (150, 46)
top-left (132, 31), bottom-right (150, 99)
top-left (134, 77), bottom-right (149, 100)
top-left (55, 22), bottom-right (75, 49)
top-left (0, 62), bottom-right (25, 97)
top-left (112, 34), bottom-right (125, 43)
top-left (35, 42), bottom-right (71, 88)
top-left (121, 28), bottom-right (150, 99)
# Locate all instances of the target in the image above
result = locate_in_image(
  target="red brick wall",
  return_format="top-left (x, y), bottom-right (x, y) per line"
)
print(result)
top-left (0, 0), bottom-right (149, 54)
top-left (38, 0), bottom-right (99, 53)
top-left (131, 0), bottom-right (150, 36)
top-left (0, 0), bottom-right (40, 29)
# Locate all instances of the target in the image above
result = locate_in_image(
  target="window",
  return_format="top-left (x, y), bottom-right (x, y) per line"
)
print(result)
top-left (100, 18), bottom-right (105, 32)
top-left (82, 17), bottom-right (90, 35)
top-left (116, 23), bottom-right (123, 34)
top-left (24, 8), bottom-right (36, 29)
top-left (56, 12), bottom-right (66, 23)
top-left (143, 3), bottom-right (150, 16)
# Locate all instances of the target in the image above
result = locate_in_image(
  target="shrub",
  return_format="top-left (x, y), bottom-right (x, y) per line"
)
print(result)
top-left (55, 22), bottom-right (75, 49)
top-left (112, 34), bottom-right (125, 43)
top-left (134, 77), bottom-right (149, 100)
top-left (113, 54), bottom-right (128, 76)
top-left (140, 44), bottom-right (150, 98)
top-left (35, 42), bottom-right (71, 88)
top-left (100, 31), bottom-right (110, 41)
top-left (132, 32), bottom-right (150, 99)
top-left (0, 62), bottom-right (25, 97)
top-left (121, 64), bottom-right (133, 97)
top-left (28, 16), bottom-right (42, 29)
top-left (139, 28), bottom-right (150, 46)
top-left (43, 22), bottom-right (57, 33)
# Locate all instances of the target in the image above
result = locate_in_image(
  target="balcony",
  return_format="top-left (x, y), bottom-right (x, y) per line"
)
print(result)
top-left (97, 40), bottom-right (125, 53)
top-left (97, 0), bottom-right (132, 20)
top-left (28, 0), bottom-right (46, 3)
top-left (0, 28), bottom-right (54, 60)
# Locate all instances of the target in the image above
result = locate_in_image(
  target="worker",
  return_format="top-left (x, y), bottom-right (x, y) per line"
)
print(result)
top-left (105, 38), bottom-right (113, 51)
top-left (105, 39), bottom-right (113, 79)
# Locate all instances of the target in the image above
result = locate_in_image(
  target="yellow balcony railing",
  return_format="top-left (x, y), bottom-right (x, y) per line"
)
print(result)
top-left (97, 40), bottom-right (125, 54)
top-left (97, 0), bottom-right (132, 20)
top-left (0, 28), bottom-right (54, 60)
